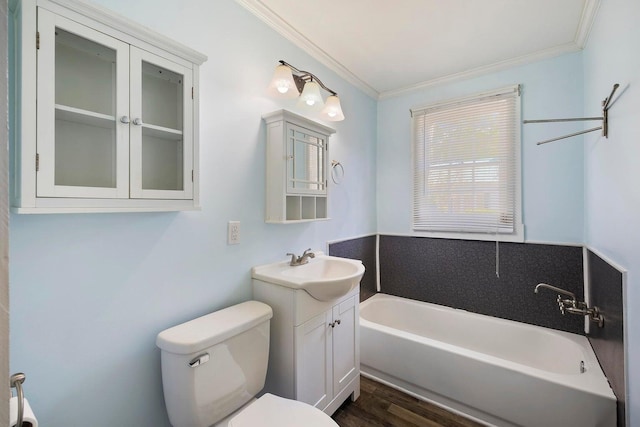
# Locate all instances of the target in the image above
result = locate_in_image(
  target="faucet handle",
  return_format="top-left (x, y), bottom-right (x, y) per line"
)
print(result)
top-left (286, 253), bottom-right (297, 264)
top-left (557, 295), bottom-right (566, 315)
top-left (302, 248), bottom-right (312, 255)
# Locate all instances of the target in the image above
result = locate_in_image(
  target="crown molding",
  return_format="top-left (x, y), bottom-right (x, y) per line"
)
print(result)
top-left (379, 42), bottom-right (581, 100)
top-left (575, 0), bottom-right (601, 48)
top-left (234, 0), bottom-right (379, 99)
top-left (237, 0), bottom-right (600, 101)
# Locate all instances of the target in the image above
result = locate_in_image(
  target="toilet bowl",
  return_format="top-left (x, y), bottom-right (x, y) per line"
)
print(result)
top-left (156, 301), bottom-right (338, 427)
top-left (227, 393), bottom-right (337, 427)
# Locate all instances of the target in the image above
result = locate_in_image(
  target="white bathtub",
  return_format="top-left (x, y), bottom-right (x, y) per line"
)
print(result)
top-left (360, 294), bottom-right (616, 427)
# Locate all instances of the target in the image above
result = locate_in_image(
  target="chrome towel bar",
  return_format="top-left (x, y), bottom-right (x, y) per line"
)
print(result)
top-left (524, 83), bottom-right (619, 145)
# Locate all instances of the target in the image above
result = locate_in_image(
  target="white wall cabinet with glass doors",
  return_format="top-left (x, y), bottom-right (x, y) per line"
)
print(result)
top-left (263, 110), bottom-right (335, 223)
top-left (10, 0), bottom-right (207, 213)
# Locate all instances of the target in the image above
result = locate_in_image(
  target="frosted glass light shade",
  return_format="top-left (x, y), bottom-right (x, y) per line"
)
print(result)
top-left (297, 81), bottom-right (324, 111)
top-left (320, 95), bottom-right (345, 121)
top-left (267, 64), bottom-right (299, 98)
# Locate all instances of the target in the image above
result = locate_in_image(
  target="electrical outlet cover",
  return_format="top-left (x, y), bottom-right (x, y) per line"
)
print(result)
top-left (228, 221), bottom-right (240, 244)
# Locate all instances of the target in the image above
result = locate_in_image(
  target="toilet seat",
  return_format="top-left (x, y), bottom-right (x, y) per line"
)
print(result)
top-left (228, 393), bottom-right (339, 427)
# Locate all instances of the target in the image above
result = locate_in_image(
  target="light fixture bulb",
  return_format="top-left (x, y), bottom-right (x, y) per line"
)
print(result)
top-left (267, 64), bottom-right (299, 99)
top-left (298, 81), bottom-right (324, 111)
top-left (320, 95), bottom-right (345, 121)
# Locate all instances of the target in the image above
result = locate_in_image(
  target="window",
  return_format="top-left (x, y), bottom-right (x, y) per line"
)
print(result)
top-left (412, 85), bottom-right (522, 240)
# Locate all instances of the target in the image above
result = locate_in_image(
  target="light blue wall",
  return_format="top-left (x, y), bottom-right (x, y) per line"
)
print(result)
top-left (10, 0), bottom-right (638, 425)
top-left (377, 53), bottom-right (585, 243)
top-left (8, 1), bottom-right (377, 425)
top-left (584, 0), bottom-right (640, 424)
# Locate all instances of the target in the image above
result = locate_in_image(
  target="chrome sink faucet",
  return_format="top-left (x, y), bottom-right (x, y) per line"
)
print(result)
top-left (534, 283), bottom-right (604, 327)
top-left (286, 248), bottom-right (315, 266)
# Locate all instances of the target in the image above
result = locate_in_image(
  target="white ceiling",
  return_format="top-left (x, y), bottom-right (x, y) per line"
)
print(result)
top-left (236, 0), bottom-right (600, 99)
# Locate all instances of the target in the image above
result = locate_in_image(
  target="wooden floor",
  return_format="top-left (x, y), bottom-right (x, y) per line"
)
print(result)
top-left (332, 376), bottom-right (485, 427)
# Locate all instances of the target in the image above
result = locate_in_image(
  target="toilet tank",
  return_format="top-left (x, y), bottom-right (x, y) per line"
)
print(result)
top-left (156, 301), bottom-right (273, 427)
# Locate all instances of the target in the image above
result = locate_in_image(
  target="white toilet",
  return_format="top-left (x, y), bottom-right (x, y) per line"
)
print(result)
top-left (156, 301), bottom-right (339, 427)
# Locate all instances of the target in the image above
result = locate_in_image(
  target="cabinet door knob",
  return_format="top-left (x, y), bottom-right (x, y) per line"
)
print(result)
top-left (120, 116), bottom-right (130, 124)
top-left (132, 118), bottom-right (143, 126)
top-left (329, 319), bottom-right (341, 328)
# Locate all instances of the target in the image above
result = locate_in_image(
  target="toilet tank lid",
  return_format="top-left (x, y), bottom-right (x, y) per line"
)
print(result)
top-left (156, 301), bottom-right (273, 355)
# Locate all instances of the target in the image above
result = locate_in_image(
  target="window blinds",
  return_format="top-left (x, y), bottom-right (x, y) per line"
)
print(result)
top-left (412, 86), bottom-right (520, 234)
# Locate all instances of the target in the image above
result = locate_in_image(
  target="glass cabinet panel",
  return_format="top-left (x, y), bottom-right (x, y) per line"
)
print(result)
top-left (140, 61), bottom-right (184, 191)
top-left (130, 47), bottom-right (193, 199)
top-left (55, 29), bottom-right (115, 115)
top-left (141, 61), bottom-right (183, 130)
top-left (286, 124), bottom-right (326, 195)
top-left (36, 10), bottom-right (129, 198)
top-left (141, 128), bottom-right (184, 191)
top-left (54, 29), bottom-right (117, 188)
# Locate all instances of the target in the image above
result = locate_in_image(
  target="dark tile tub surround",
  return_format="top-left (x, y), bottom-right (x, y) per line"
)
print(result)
top-left (328, 235), bottom-right (377, 302)
top-left (587, 249), bottom-right (625, 427)
top-left (379, 235), bottom-right (585, 334)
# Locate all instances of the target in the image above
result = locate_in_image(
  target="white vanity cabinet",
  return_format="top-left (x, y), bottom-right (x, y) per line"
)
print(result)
top-left (252, 280), bottom-right (360, 416)
top-left (262, 110), bottom-right (335, 223)
top-left (10, 0), bottom-right (207, 213)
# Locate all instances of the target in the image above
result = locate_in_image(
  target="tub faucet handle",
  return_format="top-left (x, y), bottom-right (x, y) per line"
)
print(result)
top-left (557, 295), bottom-right (567, 315)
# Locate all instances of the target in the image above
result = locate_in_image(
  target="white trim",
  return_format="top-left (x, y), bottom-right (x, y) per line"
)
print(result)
top-left (325, 233), bottom-right (377, 245)
top-left (236, 1), bottom-right (601, 100)
top-left (524, 240), bottom-right (584, 247)
top-left (378, 231), bottom-right (526, 243)
top-left (382, 43), bottom-right (579, 100)
top-left (375, 234), bottom-right (380, 292)
top-left (583, 246), bottom-right (590, 334)
top-left (584, 245), bottom-right (628, 274)
top-left (376, 233), bottom-right (589, 247)
top-left (575, 0), bottom-right (601, 48)
top-left (623, 269), bottom-right (630, 427)
top-left (234, 0), bottom-right (378, 99)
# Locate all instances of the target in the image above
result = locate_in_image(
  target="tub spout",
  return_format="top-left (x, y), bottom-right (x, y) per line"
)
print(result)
top-left (534, 283), bottom-right (576, 302)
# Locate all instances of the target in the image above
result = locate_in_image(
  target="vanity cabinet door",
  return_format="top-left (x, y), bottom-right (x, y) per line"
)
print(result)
top-left (332, 295), bottom-right (359, 397)
top-left (36, 9), bottom-right (130, 198)
top-left (129, 47), bottom-right (193, 200)
top-left (295, 310), bottom-right (332, 409)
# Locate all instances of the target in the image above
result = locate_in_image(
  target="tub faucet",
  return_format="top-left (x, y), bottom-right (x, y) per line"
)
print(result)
top-left (286, 248), bottom-right (315, 266)
top-left (534, 283), bottom-right (577, 309)
top-left (534, 283), bottom-right (604, 327)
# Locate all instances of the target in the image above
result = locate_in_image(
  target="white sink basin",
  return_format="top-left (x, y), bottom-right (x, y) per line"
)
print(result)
top-left (252, 253), bottom-right (365, 301)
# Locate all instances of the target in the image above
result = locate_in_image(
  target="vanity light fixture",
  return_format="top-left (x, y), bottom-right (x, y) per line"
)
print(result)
top-left (267, 60), bottom-right (345, 121)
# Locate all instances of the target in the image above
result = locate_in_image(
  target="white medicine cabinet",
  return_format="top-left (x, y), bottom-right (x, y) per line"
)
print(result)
top-left (263, 110), bottom-right (335, 223)
top-left (10, 0), bottom-right (207, 213)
